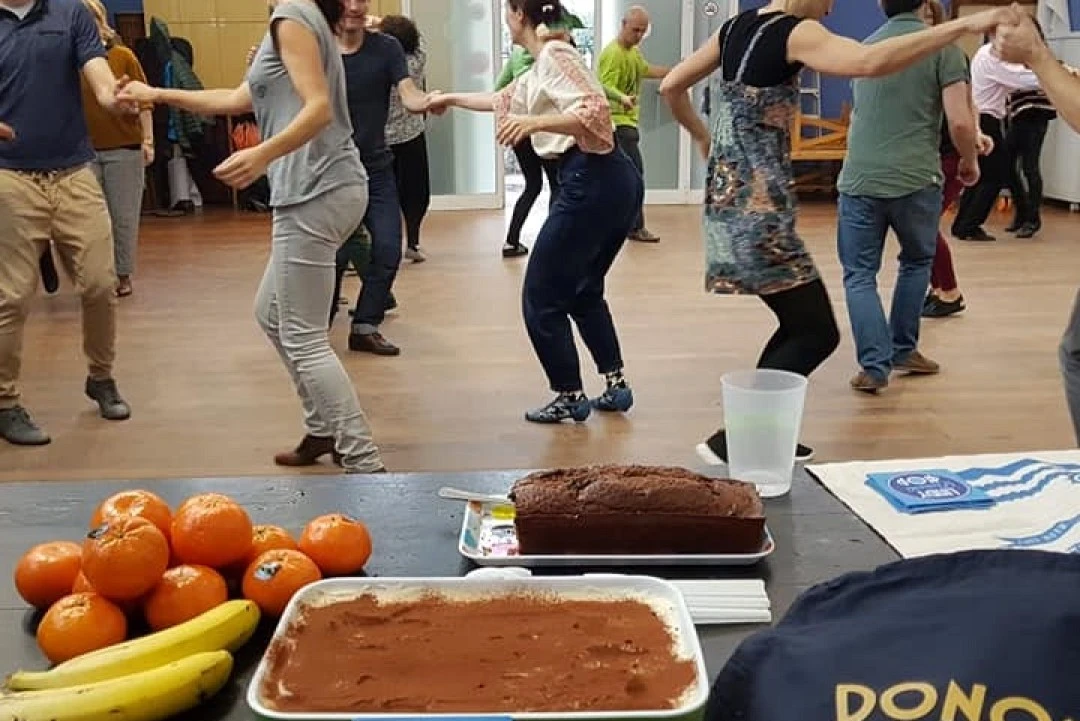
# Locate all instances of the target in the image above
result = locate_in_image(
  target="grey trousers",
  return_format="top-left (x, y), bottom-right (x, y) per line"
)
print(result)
top-left (1060, 288), bottom-right (1080, 445)
top-left (91, 148), bottom-right (144, 278)
top-left (255, 183), bottom-right (383, 473)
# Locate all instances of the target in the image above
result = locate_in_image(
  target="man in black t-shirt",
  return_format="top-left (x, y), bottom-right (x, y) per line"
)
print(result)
top-left (337, 0), bottom-right (430, 357)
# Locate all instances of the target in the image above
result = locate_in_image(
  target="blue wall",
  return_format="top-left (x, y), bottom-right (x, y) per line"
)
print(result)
top-left (102, 0), bottom-right (142, 21)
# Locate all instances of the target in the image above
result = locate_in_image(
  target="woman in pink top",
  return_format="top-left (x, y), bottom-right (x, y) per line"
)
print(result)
top-left (430, 0), bottom-right (642, 424)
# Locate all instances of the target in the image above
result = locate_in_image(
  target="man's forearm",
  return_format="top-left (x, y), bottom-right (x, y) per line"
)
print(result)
top-left (1030, 46), bottom-right (1080, 132)
top-left (138, 109), bottom-right (153, 143)
top-left (83, 58), bottom-right (118, 108)
top-left (950, 121), bottom-right (979, 162)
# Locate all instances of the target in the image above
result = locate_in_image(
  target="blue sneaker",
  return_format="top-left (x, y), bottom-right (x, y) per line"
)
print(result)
top-left (591, 385), bottom-right (633, 412)
top-left (525, 393), bottom-right (591, 423)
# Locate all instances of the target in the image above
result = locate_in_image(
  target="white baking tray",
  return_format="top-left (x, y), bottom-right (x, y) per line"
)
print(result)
top-left (458, 500), bottom-right (774, 567)
top-left (246, 575), bottom-right (710, 720)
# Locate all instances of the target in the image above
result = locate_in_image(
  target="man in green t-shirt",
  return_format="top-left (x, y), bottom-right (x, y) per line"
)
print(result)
top-left (597, 5), bottom-right (669, 243)
top-left (837, 0), bottom-right (980, 394)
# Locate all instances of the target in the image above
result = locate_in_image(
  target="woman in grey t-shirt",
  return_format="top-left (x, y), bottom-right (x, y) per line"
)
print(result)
top-left (118, 0), bottom-right (387, 474)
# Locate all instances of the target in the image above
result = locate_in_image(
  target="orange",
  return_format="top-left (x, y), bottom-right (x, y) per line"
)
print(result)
top-left (246, 525), bottom-right (297, 566)
top-left (241, 549), bottom-right (321, 617)
top-left (89, 490), bottom-right (172, 542)
top-left (142, 565), bottom-right (228, 631)
top-left (82, 516), bottom-right (170, 602)
top-left (170, 493), bottom-right (253, 569)
top-left (298, 514), bottom-right (373, 576)
top-left (36, 593), bottom-right (127, 664)
top-left (71, 572), bottom-right (140, 614)
top-left (13, 541), bottom-right (82, 611)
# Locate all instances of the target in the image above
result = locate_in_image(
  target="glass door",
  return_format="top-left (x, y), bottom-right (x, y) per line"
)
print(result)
top-left (404, 0), bottom-right (502, 209)
top-left (598, 0), bottom-right (689, 203)
top-left (500, 0), bottom-right (597, 215)
top-left (690, 0), bottom-right (738, 197)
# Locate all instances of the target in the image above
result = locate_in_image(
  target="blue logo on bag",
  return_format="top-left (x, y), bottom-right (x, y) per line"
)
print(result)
top-left (887, 473), bottom-right (971, 501)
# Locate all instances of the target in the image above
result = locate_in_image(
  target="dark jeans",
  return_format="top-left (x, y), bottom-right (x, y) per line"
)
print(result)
top-left (506, 138), bottom-right (560, 248)
top-left (391, 133), bottom-right (431, 250)
top-left (838, 185), bottom-right (943, 381)
top-left (952, 114), bottom-right (1007, 236)
top-left (523, 147), bottom-right (643, 392)
top-left (614, 125), bottom-right (645, 232)
top-left (339, 162), bottom-right (401, 334)
top-left (758, 279), bottom-right (840, 378)
top-left (1006, 114), bottom-right (1050, 227)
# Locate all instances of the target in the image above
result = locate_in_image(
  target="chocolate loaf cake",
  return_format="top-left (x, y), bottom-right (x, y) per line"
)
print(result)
top-left (509, 464), bottom-right (765, 555)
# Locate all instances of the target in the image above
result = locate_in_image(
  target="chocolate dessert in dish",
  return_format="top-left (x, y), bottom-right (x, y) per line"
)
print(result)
top-left (509, 464), bottom-right (766, 555)
top-left (258, 590), bottom-right (699, 714)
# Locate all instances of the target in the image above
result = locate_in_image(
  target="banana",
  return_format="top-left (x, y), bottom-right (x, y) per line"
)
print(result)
top-left (6, 599), bottom-right (259, 691)
top-left (0, 650), bottom-right (233, 721)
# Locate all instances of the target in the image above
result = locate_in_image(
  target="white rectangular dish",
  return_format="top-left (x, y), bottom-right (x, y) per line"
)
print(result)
top-left (459, 500), bottom-right (774, 567)
top-left (246, 575), bottom-right (711, 721)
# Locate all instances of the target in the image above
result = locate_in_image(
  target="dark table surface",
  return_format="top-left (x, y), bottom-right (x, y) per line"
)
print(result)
top-left (0, 468), bottom-right (897, 719)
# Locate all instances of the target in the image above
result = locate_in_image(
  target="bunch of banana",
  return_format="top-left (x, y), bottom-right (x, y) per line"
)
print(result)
top-left (0, 599), bottom-right (261, 721)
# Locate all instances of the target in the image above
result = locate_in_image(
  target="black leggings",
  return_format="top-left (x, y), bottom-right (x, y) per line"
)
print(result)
top-left (757, 279), bottom-right (841, 377)
top-left (391, 133), bottom-right (431, 250)
top-left (506, 138), bottom-right (560, 248)
top-left (1006, 113), bottom-right (1050, 227)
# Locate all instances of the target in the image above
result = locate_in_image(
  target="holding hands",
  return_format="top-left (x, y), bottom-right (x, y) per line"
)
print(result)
top-left (0, 122), bottom-right (13, 142)
top-left (992, 10), bottom-right (1049, 66)
top-left (115, 75), bottom-right (157, 105)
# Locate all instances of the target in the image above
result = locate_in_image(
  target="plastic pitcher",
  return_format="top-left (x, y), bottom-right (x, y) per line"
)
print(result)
top-left (721, 369), bottom-right (808, 498)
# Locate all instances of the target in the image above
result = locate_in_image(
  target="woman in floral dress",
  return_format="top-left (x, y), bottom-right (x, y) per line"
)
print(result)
top-left (659, 0), bottom-right (1011, 462)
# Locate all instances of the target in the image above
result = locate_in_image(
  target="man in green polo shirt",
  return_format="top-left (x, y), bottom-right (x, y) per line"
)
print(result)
top-left (598, 5), bottom-right (669, 243)
top-left (837, 0), bottom-right (979, 394)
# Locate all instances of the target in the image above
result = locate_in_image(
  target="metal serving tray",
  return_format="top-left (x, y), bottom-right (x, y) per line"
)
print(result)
top-left (458, 500), bottom-right (774, 567)
top-left (246, 575), bottom-right (710, 721)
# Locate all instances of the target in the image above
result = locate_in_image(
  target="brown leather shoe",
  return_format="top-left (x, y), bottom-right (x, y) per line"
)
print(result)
top-left (348, 331), bottom-right (400, 356)
top-left (894, 350), bottom-right (940, 375)
top-left (850, 371), bottom-right (888, 394)
top-left (274, 435), bottom-right (342, 467)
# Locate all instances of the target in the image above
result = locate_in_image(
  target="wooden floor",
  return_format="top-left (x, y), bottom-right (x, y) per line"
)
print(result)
top-left (4, 197), bottom-right (1078, 483)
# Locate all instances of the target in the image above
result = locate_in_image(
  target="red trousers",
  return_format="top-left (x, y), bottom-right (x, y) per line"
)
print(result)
top-left (931, 153), bottom-right (964, 292)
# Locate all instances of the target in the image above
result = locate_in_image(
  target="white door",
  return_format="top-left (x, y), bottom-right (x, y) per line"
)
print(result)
top-left (404, 0), bottom-right (503, 210)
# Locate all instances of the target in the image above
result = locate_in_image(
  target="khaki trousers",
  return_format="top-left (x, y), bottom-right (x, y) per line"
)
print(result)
top-left (0, 166), bottom-right (117, 408)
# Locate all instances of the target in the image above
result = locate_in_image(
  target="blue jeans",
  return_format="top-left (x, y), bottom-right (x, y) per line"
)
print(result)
top-left (347, 162), bottom-right (401, 334)
top-left (837, 185), bottom-right (942, 381)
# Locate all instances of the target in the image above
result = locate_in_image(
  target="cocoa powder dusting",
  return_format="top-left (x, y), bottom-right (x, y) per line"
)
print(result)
top-left (260, 592), bottom-right (698, 713)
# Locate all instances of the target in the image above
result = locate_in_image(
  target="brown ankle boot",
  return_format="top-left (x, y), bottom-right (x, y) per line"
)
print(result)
top-left (274, 435), bottom-right (342, 467)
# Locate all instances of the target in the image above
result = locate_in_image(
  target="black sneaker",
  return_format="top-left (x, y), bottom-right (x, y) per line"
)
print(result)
top-left (922, 295), bottom-right (965, 318)
top-left (525, 393), bottom-right (591, 424)
top-left (85, 378), bottom-right (131, 420)
top-left (696, 429), bottom-right (814, 465)
top-left (0, 406), bottom-right (50, 445)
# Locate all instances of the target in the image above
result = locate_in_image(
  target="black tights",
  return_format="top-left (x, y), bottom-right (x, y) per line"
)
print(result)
top-left (757, 279), bottom-right (840, 377)
top-left (506, 138), bottom-right (559, 248)
top-left (391, 133), bottom-right (431, 250)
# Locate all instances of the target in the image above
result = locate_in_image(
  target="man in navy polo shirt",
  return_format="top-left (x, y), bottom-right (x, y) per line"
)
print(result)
top-left (0, 0), bottom-right (135, 446)
top-left (337, 0), bottom-right (430, 357)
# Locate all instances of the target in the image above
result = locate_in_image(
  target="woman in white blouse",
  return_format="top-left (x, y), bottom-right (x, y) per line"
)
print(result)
top-left (429, 0), bottom-right (642, 424)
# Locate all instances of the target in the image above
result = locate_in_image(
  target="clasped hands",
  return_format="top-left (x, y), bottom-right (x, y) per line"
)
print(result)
top-left (980, 3), bottom-right (1049, 66)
